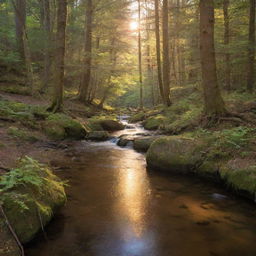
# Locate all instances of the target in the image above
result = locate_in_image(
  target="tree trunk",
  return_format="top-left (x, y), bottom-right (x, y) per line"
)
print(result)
top-left (199, 0), bottom-right (226, 117)
top-left (154, 0), bottom-right (164, 103)
top-left (14, 0), bottom-right (26, 61)
top-left (40, 0), bottom-right (52, 92)
top-left (138, 0), bottom-right (143, 109)
top-left (48, 0), bottom-right (67, 112)
top-left (12, 0), bottom-right (34, 91)
top-left (78, 0), bottom-right (93, 103)
top-left (223, 0), bottom-right (231, 91)
top-left (247, 0), bottom-right (256, 92)
top-left (162, 0), bottom-right (171, 106)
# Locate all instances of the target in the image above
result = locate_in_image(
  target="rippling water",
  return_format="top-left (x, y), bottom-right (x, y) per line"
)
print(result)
top-left (26, 123), bottom-right (256, 256)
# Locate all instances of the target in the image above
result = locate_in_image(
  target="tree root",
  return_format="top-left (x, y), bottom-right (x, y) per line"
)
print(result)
top-left (201, 111), bottom-right (256, 128)
top-left (0, 204), bottom-right (25, 256)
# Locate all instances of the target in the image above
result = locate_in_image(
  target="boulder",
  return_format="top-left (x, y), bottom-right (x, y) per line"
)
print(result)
top-left (86, 131), bottom-right (110, 141)
top-left (142, 116), bottom-right (165, 130)
top-left (133, 136), bottom-right (162, 152)
top-left (100, 120), bottom-right (125, 131)
top-left (220, 159), bottom-right (256, 195)
top-left (146, 136), bottom-right (206, 173)
top-left (117, 135), bottom-right (134, 147)
top-left (1, 157), bottom-right (66, 244)
top-left (129, 112), bottom-right (145, 123)
top-left (43, 113), bottom-right (88, 140)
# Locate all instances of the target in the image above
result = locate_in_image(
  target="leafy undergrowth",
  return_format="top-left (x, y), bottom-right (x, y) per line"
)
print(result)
top-left (0, 84), bottom-right (30, 96)
top-left (0, 156), bottom-right (66, 243)
top-left (130, 92), bottom-right (202, 133)
top-left (183, 127), bottom-right (256, 194)
top-left (0, 98), bottom-right (89, 140)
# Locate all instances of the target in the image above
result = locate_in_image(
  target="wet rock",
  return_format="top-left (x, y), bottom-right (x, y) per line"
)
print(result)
top-left (220, 159), bottom-right (256, 196)
top-left (129, 112), bottom-right (145, 123)
top-left (117, 135), bottom-right (134, 147)
top-left (146, 136), bottom-right (205, 173)
top-left (100, 120), bottom-right (125, 131)
top-left (133, 136), bottom-right (162, 152)
top-left (86, 131), bottom-right (110, 141)
top-left (142, 116), bottom-right (165, 130)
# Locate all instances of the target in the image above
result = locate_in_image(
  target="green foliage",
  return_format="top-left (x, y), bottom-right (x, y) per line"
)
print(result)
top-left (7, 126), bottom-right (38, 142)
top-left (0, 156), bottom-right (67, 243)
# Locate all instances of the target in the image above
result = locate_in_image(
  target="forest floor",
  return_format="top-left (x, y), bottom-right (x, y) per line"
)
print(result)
top-left (0, 92), bottom-right (80, 173)
top-left (1, 86), bottom-right (256, 256)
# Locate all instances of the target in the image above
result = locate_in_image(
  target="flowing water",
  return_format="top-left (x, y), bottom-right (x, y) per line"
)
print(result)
top-left (26, 119), bottom-right (256, 256)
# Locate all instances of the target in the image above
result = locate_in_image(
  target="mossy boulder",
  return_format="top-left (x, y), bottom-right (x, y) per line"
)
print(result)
top-left (86, 119), bottom-right (104, 131)
top-left (143, 116), bottom-right (166, 130)
top-left (220, 159), bottom-right (256, 195)
top-left (42, 122), bottom-right (67, 140)
top-left (86, 118), bottom-right (124, 132)
top-left (146, 136), bottom-right (206, 173)
top-left (129, 112), bottom-right (145, 123)
top-left (86, 131), bottom-right (110, 141)
top-left (100, 120), bottom-right (125, 131)
top-left (43, 113), bottom-right (88, 140)
top-left (133, 136), bottom-right (161, 152)
top-left (0, 157), bottom-right (66, 244)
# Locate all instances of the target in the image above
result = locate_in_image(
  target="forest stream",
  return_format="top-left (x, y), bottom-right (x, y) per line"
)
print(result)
top-left (25, 118), bottom-right (256, 256)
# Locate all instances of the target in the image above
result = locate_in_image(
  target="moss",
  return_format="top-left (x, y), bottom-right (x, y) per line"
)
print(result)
top-left (0, 85), bottom-right (31, 95)
top-left (86, 116), bottom-right (123, 132)
top-left (146, 136), bottom-right (206, 172)
top-left (143, 115), bottom-right (166, 130)
top-left (129, 112), bottom-right (145, 123)
top-left (7, 126), bottom-right (39, 142)
top-left (42, 122), bottom-right (67, 140)
top-left (164, 107), bottom-right (201, 134)
top-left (44, 113), bottom-right (88, 139)
top-left (220, 162), bottom-right (256, 194)
top-left (0, 157), bottom-right (66, 244)
top-left (86, 131), bottom-right (110, 141)
top-left (133, 136), bottom-right (161, 152)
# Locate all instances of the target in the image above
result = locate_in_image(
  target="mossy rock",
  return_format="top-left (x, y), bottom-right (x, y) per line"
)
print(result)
top-left (129, 112), bottom-right (145, 123)
top-left (0, 157), bottom-right (66, 244)
top-left (86, 119), bottom-right (104, 131)
top-left (220, 159), bottom-right (256, 195)
top-left (43, 113), bottom-right (88, 140)
top-left (143, 116), bottom-right (165, 130)
top-left (42, 122), bottom-right (67, 140)
top-left (86, 131), bottom-right (110, 141)
top-left (133, 136), bottom-right (161, 152)
top-left (86, 118), bottom-right (124, 132)
top-left (100, 120), bottom-right (125, 131)
top-left (146, 136), bottom-right (206, 173)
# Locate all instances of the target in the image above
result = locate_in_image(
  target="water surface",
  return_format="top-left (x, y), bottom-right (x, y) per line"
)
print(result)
top-left (26, 136), bottom-right (256, 256)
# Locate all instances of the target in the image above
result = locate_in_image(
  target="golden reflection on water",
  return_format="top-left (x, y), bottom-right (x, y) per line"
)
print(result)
top-left (116, 150), bottom-right (151, 237)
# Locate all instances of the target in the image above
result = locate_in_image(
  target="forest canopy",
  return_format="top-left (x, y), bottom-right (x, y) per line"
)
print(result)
top-left (0, 0), bottom-right (255, 114)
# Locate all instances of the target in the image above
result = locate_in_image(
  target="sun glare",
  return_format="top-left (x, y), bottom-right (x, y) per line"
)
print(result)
top-left (130, 21), bottom-right (138, 31)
